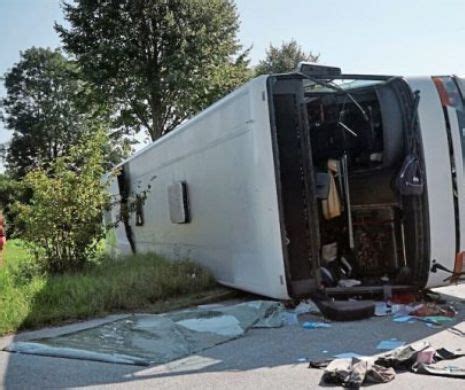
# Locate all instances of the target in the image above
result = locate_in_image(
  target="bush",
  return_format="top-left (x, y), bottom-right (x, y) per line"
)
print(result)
top-left (13, 129), bottom-right (111, 273)
top-left (8, 257), bottom-right (44, 285)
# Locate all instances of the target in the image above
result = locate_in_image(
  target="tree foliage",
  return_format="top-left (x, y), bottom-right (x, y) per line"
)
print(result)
top-left (0, 174), bottom-right (29, 236)
top-left (255, 39), bottom-right (319, 75)
top-left (13, 128), bottom-right (111, 273)
top-left (56, 0), bottom-right (251, 141)
top-left (1, 47), bottom-right (131, 178)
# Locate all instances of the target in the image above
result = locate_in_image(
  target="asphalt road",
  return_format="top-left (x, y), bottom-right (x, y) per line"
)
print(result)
top-left (1, 285), bottom-right (465, 389)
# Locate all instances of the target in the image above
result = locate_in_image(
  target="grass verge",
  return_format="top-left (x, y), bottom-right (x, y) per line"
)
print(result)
top-left (0, 240), bottom-right (224, 336)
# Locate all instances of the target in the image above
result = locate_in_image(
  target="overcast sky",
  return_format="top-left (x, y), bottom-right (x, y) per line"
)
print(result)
top-left (1, 0), bottom-right (464, 145)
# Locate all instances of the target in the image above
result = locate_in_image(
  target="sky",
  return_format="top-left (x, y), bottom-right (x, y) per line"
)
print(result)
top-left (1, 0), bottom-right (465, 146)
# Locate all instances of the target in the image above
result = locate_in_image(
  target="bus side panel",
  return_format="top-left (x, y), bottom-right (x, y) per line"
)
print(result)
top-left (119, 77), bottom-right (290, 300)
top-left (407, 77), bottom-right (456, 287)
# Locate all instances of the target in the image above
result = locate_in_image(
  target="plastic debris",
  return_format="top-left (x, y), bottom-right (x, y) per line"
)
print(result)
top-left (390, 304), bottom-right (405, 314)
top-left (281, 300), bottom-right (320, 326)
top-left (375, 302), bottom-right (391, 316)
top-left (302, 321), bottom-right (332, 329)
top-left (421, 316), bottom-right (454, 325)
top-left (337, 279), bottom-right (362, 288)
top-left (393, 313), bottom-right (455, 327)
top-left (333, 352), bottom-right (362, 359)
top-left (376, 339), bottom-right (405, 350)
top-left (410, 303), bottom-right (456, 318)
top-left (5, 300), bottom-right (284, 366)
top-left (426, 323), bottom-right (443, 329)
top-left (177, 315), bottom-right (243, 336)
top-left (294, 301), bottom-right (319, 314)
top-left (393, 316), bottom-right (414, 323)
top-left (281, 312), bottom-right (299, 326)
top-left (392, 303), bottom-right (418, 317)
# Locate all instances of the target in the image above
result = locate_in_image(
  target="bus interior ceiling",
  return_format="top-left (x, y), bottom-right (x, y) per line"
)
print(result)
top-left (305, 79), bottom-right (421, 289)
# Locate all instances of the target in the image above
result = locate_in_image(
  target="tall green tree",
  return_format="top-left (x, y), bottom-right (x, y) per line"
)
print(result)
top-left (56, 0), bottom-right (251, 141)
top-left (1, 47), bottom-right (130, 178)
top-left (255, 39), bottom-right (319, 75)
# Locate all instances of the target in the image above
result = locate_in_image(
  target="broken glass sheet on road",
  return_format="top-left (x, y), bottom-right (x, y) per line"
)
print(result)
top-left (5, 300), bottom-right (283, 366)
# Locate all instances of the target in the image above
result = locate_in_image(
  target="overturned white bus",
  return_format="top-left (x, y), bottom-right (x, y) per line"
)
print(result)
top-left (106, 64), bottom-right (465, 300)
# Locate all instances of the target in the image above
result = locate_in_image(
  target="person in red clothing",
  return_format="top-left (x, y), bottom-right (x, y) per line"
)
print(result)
top-left (0, 213), bottom-right (6, 264)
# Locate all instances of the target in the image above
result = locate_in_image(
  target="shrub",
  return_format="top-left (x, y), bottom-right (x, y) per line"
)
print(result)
top-left (7, 256), bottom-right (45, 285)
top-left (13, 128), bottom-right (111, 273)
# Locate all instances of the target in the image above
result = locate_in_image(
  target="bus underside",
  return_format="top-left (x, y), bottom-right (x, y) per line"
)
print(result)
top-left (270, 73), bottom-right (430, 297)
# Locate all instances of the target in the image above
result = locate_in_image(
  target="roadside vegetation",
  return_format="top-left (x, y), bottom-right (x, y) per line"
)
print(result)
top-left (0, 0), bottom-right (314, 336)
top-left (0, 240), bottom-right (217, 336)
top-left (0, 121), bottom-right (220, 337)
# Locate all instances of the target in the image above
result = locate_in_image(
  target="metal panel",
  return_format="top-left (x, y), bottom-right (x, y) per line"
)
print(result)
top-left (109, 76), bottom-right (290, 300)
top-left (270, 78), bottom-right (320, 296)
top-left (406, 77), bottom-right (456, 287)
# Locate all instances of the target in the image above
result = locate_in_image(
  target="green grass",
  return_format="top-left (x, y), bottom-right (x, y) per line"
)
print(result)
top-left (0, 240), bottom-right (219, 335)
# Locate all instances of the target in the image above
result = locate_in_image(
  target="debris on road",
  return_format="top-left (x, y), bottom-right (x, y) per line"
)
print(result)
top-left (281, 299), bottom-right (321, 325)
top-left (312, 295), bottom-right (376, 321)
top-left (359, 291), bottom-right (460, 328)
top-left (410, 303), bottom-right (457, 317)
top-left (311, 341), bottom-right (465, 387)
top-left (293, 301), bottom-right (320, 314)
top-left (302, 321), bottom-right (332, 329)
top-left (393, 315), bottom-right (414, 323)
top-left (290, 288), bottom-right (459, 325)
top-left (333, 352), bottom-right (363, 359)
top-left (4, 300), bottom-right (284, 366)
top-left (321, 356), bottom-right (396, 387)
top-left (420, 316), bottom-right (454, 325)
top-left (374, 302), bottom-right (391, 316)
top-left (376, 339), bottom-right (405, 350)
